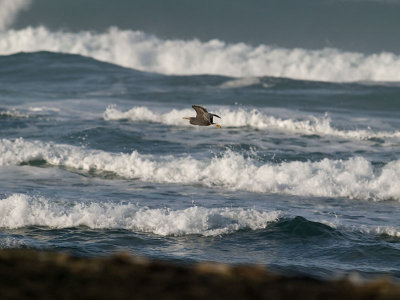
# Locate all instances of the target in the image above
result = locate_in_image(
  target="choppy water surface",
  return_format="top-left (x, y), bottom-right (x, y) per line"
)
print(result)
top-left (1, 51), bottom-right (400, 280)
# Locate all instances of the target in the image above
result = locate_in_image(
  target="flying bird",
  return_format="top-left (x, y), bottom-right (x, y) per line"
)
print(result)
top-left (183, 105), bottom-right (221, 128)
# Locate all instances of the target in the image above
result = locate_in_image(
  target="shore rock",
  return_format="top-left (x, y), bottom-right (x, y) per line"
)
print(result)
top-left (0, 249), bottom-right (399, 299)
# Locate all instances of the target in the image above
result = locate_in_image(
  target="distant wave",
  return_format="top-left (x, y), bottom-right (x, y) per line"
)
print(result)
top-left (0, 107), bottom-right (58, 119)
top-left (104, 105), bottom-right (400, 141)
top-left (0, 109), bottom-right (30, 119)
top-left (1, 138), bottom-right (400, 201)
top-left (2, 26), bottom-right (400, 82)
top-left (0, 194), bottom-right (279, 236)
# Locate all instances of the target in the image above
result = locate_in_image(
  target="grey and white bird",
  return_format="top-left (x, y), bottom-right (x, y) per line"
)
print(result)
top-left (183, 105), bottom-right (221, 128)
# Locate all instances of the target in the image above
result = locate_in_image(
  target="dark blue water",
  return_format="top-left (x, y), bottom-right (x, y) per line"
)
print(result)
top-left (1, 51), bottom-right (400, 280)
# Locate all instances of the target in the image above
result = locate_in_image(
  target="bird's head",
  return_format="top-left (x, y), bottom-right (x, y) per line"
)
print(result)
top-left (182, 117), bottom-right (194, 124)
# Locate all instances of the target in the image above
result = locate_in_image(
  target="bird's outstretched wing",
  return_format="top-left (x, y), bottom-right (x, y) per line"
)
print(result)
top-left (192, 105), bottom-right (208, 116)
top-left (192, 105), bottom-right (210, 122)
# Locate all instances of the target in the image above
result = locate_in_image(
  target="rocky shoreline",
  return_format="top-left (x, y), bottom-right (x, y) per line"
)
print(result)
top-left (0, 249), bottom-right (399, 299)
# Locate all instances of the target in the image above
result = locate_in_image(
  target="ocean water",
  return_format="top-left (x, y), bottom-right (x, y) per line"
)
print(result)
top-left (1, 1), bottom-right (400, 280)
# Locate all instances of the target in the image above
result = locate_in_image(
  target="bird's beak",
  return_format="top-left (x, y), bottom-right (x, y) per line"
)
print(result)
top-left (182, 117), bottom-right (190, 120)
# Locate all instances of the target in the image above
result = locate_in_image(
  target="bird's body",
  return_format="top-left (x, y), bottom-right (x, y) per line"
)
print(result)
top-left (183, 105), bottom-right (221, 128)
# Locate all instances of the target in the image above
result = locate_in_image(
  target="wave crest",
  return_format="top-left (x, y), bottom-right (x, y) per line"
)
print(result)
top-left (0, 194), bottom-right (279, 236)
top-left (2, 194), bottom-right (398, 238)
top-left (1, 138), bottom-right (400, 201)
top-left (104, 105), bottom-right (400, 141)
top-left (2, 26), bottom-right (400, 82)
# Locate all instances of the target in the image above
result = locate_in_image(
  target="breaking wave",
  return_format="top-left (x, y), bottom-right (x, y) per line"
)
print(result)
top-left (1, 138), bottom-right (400, 201)
top-left (2, 26), bottom-right (400, 82)
top-left (104, 105), bottom-right (400, 141)
top-left (0, 194), bottom-right (279, 236)
top-left (1, 194), bottom-right (398, 239)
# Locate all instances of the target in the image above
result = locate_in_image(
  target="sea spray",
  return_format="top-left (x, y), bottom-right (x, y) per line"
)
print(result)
top-left (0, 0), bottom-right (31, 31)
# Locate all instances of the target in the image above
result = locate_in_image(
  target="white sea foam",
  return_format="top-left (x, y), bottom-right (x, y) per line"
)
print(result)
top-left (0, 109), bottom-right (30, 118)
top-left (104, 105), bottom-right (400, 141)
top-left (0, 194), bottom-right (279, 236)
top-left (0, 0), bottom-right (31, 31)
top-left (2, 193), bottom-right (398, 238)
top-left (103, 105), bottom-right (193, 126)
top-left (1, 138), bottom-right (400, 201)
top-left (361, 226), bottom-right (400, 238)
top-left (2, 26), bottom-right (400, 82)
